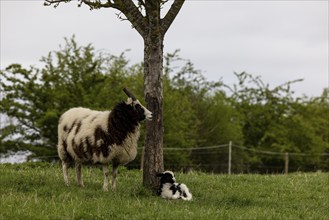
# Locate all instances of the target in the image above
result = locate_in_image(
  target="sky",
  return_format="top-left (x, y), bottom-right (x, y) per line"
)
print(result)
top-left (1, 0), bottom-right (328, 98)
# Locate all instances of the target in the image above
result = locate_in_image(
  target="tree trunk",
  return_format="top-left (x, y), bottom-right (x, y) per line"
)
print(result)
top-left (142, 2), bottom-right (164, 191)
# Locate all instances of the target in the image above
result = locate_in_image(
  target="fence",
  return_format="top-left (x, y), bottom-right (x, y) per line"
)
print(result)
top-left (136, 142), bottom-right (329, 174)
top-left (4, 141), bottom-right (327, 173)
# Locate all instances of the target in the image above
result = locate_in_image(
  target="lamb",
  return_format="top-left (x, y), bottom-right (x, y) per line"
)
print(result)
top-left (156, 171), bottom-right (192, 201)
top-left (57, 88), bottom-right (152, 191)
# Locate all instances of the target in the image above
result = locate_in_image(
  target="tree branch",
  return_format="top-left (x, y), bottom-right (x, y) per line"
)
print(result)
top-left (81, 0), bottom-right (120, 10)
top-left (44, 0), bottom-right (146, 37)
top-left (44, 0), bottom-right (78, 8)
top-left (44, 0), bottom-right (120, 9)
top-left (137, 0), bottom-right (145, 7)
top-left (160, 0), bottom-right (185, 35)
top-left (114, 0), bottom-right (146, 37)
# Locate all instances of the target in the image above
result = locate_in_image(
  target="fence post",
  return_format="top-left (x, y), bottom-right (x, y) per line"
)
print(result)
top-left (284, 152), bottom-right (289, 174)
top-left (140, 146), bottom-right (145, 171)
top-left (228, 141), bottom-right (232, 175)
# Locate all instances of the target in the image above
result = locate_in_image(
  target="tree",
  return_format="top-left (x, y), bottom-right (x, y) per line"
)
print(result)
top-left (228, 72), bottom-right (329, 172)
top-left (281, 89), bottom-right (329, 171)
top-left (44, 0), bottom-right (185, 190)
top-left (0, 37), bottom-right (133, 155)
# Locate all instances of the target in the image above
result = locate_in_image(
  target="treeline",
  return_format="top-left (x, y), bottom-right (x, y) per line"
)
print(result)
top-left (1, 37), bottom-right (328, 173)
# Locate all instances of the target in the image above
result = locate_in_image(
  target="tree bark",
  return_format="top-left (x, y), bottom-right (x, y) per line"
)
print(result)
top-left (142, 1), bottom-right (164, 191)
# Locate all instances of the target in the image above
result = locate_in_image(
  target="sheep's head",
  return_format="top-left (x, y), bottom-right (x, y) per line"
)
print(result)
top-left (123, 88), bottom-right (152, 121)
top-left (156, 171), bottom-right (176, 184)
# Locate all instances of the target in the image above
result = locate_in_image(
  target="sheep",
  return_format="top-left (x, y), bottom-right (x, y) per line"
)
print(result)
top-left (156, 171), bottom-right (192, 201)
top-left (57, 88), bottom-right (152, 191)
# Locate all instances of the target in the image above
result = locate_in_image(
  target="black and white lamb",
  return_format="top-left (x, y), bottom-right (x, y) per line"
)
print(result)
top-left (156, 171), bottom-right (192, 201)
top-left (57, 88), bottom-right (152, 191)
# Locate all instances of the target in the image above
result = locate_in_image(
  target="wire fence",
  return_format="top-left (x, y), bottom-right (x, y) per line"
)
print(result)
top-left (3, 142), bottom-right (328, 173)
top-left (133, 142), bottom-right (329, 173)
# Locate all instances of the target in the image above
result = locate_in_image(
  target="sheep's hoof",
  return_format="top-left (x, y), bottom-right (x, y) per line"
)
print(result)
top-left (103, 187), bottom-right (109, 192)
top-left (77, 183), bottom-right (85, 188)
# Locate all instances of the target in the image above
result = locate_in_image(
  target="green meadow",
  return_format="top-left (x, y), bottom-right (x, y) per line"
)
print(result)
top-left (0, 162), bottom-right (328, 219)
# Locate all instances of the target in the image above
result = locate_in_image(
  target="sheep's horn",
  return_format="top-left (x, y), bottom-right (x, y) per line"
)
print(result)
top-left (123, 87), bottom-right (137, 101)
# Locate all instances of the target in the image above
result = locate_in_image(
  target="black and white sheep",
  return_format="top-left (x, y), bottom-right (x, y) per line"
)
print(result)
top-left (57, 88), bottom-right (152, 191)
top-left (156, 171), bottom-right (192, 201)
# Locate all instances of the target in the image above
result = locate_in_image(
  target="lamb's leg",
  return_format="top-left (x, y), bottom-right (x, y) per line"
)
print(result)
top-left (111, 163), bottom-right (119, 190)
top-left (102, 165), bottom-right (109, 192)
top-left (62, 161), bottom-right (69, 186)
top-left (76, 162), bottom-right (84, 187)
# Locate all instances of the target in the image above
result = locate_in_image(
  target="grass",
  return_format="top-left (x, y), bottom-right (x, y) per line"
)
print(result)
top-left (0, 162), bottom-right (328, 220)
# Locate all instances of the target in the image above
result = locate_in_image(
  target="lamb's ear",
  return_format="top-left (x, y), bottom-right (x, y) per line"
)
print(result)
top-left (156, 173), bottom-right (164, 177)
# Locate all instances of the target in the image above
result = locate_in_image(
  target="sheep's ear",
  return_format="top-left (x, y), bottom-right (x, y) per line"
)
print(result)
top-left (126, 97), bottom-right (133, 105)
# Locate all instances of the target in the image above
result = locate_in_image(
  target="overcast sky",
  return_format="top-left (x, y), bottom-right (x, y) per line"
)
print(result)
top-left (1, 0), bottom-right (328, 98)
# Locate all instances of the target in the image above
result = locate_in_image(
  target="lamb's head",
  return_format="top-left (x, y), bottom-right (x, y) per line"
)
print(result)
top-left (123, 88), bottom-right (152, 122)
top-left (156, 171), bottom-right (176, 184)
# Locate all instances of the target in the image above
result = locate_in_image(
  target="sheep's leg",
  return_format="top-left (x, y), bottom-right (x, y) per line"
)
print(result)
top-left (102, 165), bottom-right (109, 192)
top-left (76, 162), bottom-right (84, 187)
top-left (62, 161), bottom-right (69, 186)
top-left (111, 163), bottom-right (119, 190)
